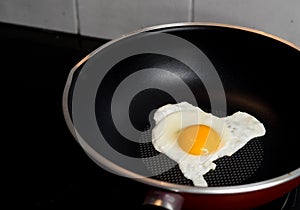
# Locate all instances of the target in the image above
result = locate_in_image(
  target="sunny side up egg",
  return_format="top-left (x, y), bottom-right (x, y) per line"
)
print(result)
top-left (151, 102), bottom-right (266, 187)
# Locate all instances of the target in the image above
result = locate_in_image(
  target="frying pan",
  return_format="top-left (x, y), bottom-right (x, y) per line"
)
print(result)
top-left (63, 23), bottom-right (300, 210)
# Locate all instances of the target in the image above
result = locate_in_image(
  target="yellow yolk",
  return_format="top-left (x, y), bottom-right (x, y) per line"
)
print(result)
top-left (177, 125), bottom-right (221, 155)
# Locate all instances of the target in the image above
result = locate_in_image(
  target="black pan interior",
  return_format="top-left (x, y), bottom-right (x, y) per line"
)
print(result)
top-left (69, 25), bottom-right (300, 187)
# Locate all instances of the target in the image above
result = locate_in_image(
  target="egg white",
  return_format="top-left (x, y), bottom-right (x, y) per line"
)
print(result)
top-left (152, 102), bottom-right (266, 187)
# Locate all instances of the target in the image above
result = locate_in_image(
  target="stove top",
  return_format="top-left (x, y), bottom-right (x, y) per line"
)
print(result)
top-left (1, 22), bottom-right (298, 209)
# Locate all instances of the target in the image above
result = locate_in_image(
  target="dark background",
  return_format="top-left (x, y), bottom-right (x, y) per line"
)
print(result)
top-left (1, 22), bottom-right (148, 208)
top-left (1, 22), bottom-right (298, 209)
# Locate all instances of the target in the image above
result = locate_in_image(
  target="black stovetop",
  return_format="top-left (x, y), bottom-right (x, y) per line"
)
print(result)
top-left (1, 22), bottom-right (298, 209)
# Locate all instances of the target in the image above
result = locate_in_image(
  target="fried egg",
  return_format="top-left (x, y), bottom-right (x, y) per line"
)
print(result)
top-left (151, 102), bottom-right (266, 187)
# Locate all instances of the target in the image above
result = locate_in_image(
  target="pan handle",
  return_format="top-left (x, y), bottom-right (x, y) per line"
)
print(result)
top-left (142, 189), bottom-right (184, 210)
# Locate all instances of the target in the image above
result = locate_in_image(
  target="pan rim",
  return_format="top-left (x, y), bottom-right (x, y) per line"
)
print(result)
top-left (83, 21), bottom-right (300, 59)
top-left (62, 22), bottom-right (300, 194)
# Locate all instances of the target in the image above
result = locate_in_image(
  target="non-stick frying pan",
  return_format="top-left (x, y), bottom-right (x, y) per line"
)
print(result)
top-left (63, 23), bottom-right (300, 210)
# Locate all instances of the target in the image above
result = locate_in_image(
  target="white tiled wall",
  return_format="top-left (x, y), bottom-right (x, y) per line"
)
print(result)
top-left (0, 0), bottom-right (299, 47)
top-left (77, 0), bottom-right (191, 39)
top-left (0, 0), bottom-right (77, 33)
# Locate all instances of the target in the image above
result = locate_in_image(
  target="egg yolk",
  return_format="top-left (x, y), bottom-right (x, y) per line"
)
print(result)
top-left (177, 125), bottom-right (221, 155)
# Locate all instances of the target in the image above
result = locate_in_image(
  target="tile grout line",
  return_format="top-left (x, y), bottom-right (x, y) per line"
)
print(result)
top-left (74, 0), bottom-right (81, 34)
top-left (189, 0), bottom-right (195, 22)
